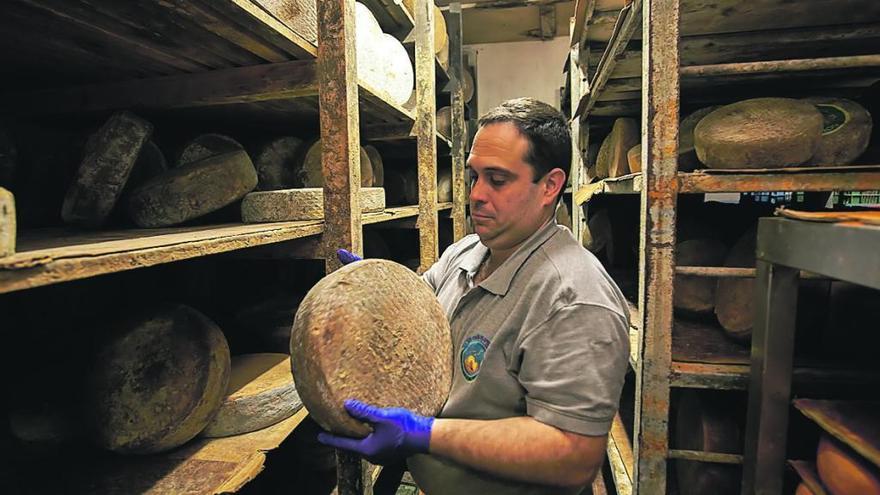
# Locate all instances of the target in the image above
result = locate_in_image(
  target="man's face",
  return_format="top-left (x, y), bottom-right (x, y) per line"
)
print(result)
top-left (467, 122), bottom-right (559, 251)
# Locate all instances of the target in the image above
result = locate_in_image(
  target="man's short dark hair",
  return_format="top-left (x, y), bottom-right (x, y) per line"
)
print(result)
top-left (478, 97), bottom-right (572, 183)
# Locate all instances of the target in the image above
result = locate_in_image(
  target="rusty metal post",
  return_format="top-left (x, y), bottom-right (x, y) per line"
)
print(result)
top-left (317, 0), bottom-right (364, 492)
top-left (634, 0), bottom-right (679, 493)
top-left (318, 0), bottom-right (363, 275)
top-left (448, 2), bottom-right (467, 242)
top-left (414, 0), bottom-right (439, 272)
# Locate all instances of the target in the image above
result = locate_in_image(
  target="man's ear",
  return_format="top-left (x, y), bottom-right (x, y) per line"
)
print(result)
top-left (543, 168), bottom-right (567, 205)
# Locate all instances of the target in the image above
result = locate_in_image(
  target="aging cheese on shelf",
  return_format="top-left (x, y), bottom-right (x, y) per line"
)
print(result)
top-left (299, 139), bottom-right (373, 188)
top-left (402, 2), bottom-right (448, 57)
top-left (176, 133), bottom-right (243, 168)
top-left (627, 143), bottom-right (641, 174)
top-left (715, 229), bottom-right (756, 341)
top-left (128, 150), bottom-right (258, 227)
top-left (462, 68), bottom-right (475, 104)
top-left (437, 167), bottom-right (453, 203)
top-left (355, 4), bottom-right (414, 106)
top-left (679, 106), bottom-right (720, 171)
top-left (364, 145), bottom-right (384, 187)
top-left (384, 167), bottom-right (419, 205)
top-left (0, 187), bottom-right (14, 258)
top-left (694, 98), bottom-right (823, 169)
top-left (596, 118), bottom-right (638, 178)
top-left (436, 106), bottom-right (452, 138)
top-left (675, 239), bottom-right (728, 314)
top-left (253, 136), bottom-right (305, 191)
top-left (241, 187), bottom-right (385, 222)
top-left (85, 303), bottom-right (230, 454)
top-left (817, 435), bottom-right (880, 495)
top-left (675, 390), bottom-right (742, 495)
top-left (291, 259), bottom-right (452, 437)
top-left (61, 111), bottom-right (152, 228)
top-left (201, 353), bottom-right (302, 438)
top-left (804, 97), bottom-right (873, 166)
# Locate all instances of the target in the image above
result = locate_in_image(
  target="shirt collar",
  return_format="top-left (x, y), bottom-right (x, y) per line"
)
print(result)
top-left (458, 218), bottom-right (561, 296)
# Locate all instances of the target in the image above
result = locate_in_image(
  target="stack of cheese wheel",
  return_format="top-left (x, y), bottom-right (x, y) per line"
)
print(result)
top-left (817, 435), bottom-right (880, 495)
top-left (596, 118), bottom-right (638, 178)
top-left (85, 303), bottom-right (230, 454)
top-left (355, 2), bottom-right (414, 106)
top-left (252, 136), bottom-right (306, 190)
top-left (695, 98), bottom-right (824, 169)
top-left (241, 187), bottom-right (385, 222)
top-left (290, 259), bottom-right (452, 437)
top-left (202, 353), bottom-right (302, 438)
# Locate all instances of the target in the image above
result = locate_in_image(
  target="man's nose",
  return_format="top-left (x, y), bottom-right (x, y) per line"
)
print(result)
top-left (469, 177), bottom-right (488, 204)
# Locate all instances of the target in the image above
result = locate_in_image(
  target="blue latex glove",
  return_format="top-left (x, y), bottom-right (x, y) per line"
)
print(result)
top-left (337, 249), bottom-right (362, 265)
top-left (317, 399), bottom-right (434, 465)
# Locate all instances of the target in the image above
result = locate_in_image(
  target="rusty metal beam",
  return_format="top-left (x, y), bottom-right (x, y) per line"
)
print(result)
top-left (414, 0), bottom-right (440, 272)
top-left (448, 3), bottom-right (468, 241)
top-left (633, 0), bottom-right (679, 494)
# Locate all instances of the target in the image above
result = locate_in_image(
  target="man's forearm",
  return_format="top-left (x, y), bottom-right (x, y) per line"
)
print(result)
top-left (429, 416), bottom-right (606, 487)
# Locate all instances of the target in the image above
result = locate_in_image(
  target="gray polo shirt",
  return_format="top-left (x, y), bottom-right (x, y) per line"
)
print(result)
top-left (408, 219), bottom-right (631, 494)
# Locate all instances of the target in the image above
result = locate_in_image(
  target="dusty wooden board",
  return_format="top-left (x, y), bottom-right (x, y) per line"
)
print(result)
top-left (586, 0), bottom-right (880, 42)
top-left (0, 222), bottom-right (323, 294)
top-left (458, 3), bottom-right (575, 44)
top-left (790, 460), bottom-right (830, 495)
top-left (0, 0), bottom-right (316, 92)
top-left (607, 413), bottom-right (633, 495)
top-left (794, 400), bottom-right (880, 469)
top-left (672, 318), bottom-right (749, 366)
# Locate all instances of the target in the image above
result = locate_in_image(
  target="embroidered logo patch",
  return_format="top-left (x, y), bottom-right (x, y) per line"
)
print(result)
top-left (460, 334), bottom-right (490, 382)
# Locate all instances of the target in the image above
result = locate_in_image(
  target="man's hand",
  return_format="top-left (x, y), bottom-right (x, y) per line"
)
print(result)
top-left (317, 399), bottom-right (434, 465)
top-left (336, 249), bottom-right (362, 265)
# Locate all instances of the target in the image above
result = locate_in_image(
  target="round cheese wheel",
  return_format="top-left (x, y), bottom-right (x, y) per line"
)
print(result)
top-left (129, 140), bottom-right (168, 188)
top-left (380, 33), bottom-right (415, 105)
top-left (290, 259), bottom-right (452, 437)
top-left (85, 303), bottom-right (231, 454)
top-left (804, 97), bottom-right (873, 166)
top-left (61, 111), bottom-right (152, 228)
top-left (675, 390), bottom-right (742, 495)
top-left (675, 239), bottom-right (728, 314)
top-left (176, 133), bottom-right (243, 167)
top-left (384, 167), bottom-right (418, 205)
top-left (627, 143), bottom-right (642, 173)
top-left (596, 118), bottom-right (638, 178)
top-left (0, 187), bottom-right (15, 258)
top-left (437, 167), bottom-right (452, 203)
top-left (253, 136), bottom-right (305, 191)
top-left (436, 35), bottom-right (449, 70)
top-left (241, 187), bottom-right (386, 222)
top-left (433, 6), bottom-right (448, 57)
top-left (364, 145), bottom-right (384, 187)
top-left (694, 98), bottom-right (823, 169)
top-left (715, 229), bottom-right (757, 341)
top-left (817, 435), bottom-right (880, 495)
top-left (679, 106), bottom-right (720, 171)
top-left (298, 139), bottom-right (373, 188)
top-left (128, 149), bottom-right (257, 227)
top-left (201, 353), bottom-right (302, 438)
top-left (462, 68), bottom-right (475, 104)
top-left (437, 106), bottom-right (452, 138)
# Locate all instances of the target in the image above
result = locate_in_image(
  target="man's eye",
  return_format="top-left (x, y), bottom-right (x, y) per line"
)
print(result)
top-left (468, 172), bottom-right (478, 186)
top-left (489, 175), bottom-right (507, 186)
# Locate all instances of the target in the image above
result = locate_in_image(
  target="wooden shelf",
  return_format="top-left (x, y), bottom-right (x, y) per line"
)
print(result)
top-left (361, 0), bottom-right (415, 40)
top-left (574, 166), bottom-right (880, 205)
top-left (0, 222), bottom-right (323, 295)
top-left (794, 399), bottom-right (880, 468)
top-left (607, 414), bottom-right (634, 495)
top-left (10, 403), bottom-right (309, 494)
top-left (362, 205), bottom-right (421, 225)
top-left (437, 202), bottom-right (454, 211)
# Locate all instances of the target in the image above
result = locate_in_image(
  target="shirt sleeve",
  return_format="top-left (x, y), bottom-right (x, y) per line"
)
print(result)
top-left (516, 303), bottom-right (630, 436)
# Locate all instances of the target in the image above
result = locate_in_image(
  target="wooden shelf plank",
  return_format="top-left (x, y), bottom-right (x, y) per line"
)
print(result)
top-left (574, 167), bottom-right (880, 204)
top-left (361, 0), bottom-right (415, 39)
top-left (607, 413), bottom-right (634, 495)
top-left (437, 202), bottom-right (454, 211)
top-left (794, 399), bottom-right (880, 469)
top-left (362, 206), bottom-right (421, 225)
top-left (0, 222), bottom-right (323, 294)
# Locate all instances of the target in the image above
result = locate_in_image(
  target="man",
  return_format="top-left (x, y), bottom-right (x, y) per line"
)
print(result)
top-left (324, 97), bottom-right (630, 493)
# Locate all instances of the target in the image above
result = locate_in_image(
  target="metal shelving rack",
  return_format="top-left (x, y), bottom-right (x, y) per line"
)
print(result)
top-left (568, 0), bottom-right (880, 493)
top-left (0, 1), bottom-right (466, 493)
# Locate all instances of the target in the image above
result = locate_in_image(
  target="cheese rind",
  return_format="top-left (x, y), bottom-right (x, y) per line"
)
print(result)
top-left (201, 353), bottom-right (302, 438)
top-left (241, 187), bottom-right (385, 222)
top-left (695, 98), bottom-right (823, 169)
top-left (299, 140), bottom-right (373, 188)
top-left (61, 111), bottom-right (152, 227)
top-left (254, 136), bottom-right (305, 191)
top-left (804, 97), bottom-right (873, 166)
top-left (176, 133), bottom-right (242, 168)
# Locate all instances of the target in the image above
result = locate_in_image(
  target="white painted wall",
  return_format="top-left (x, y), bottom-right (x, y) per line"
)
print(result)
top-left (467, 36), bottom-right (571, 116)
